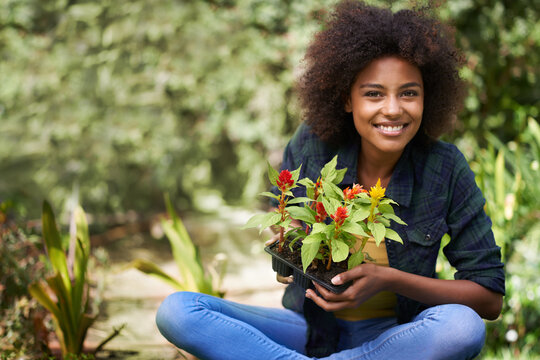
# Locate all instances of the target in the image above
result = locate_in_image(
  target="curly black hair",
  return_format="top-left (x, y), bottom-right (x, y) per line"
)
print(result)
top-left (297, 0), bottom-right (466, 145)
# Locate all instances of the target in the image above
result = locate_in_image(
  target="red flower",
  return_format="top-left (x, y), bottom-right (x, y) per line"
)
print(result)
top-left (330, 206), bottom-right (348, 226)
top-left (315, 201), bottom-right (327, 222)
top-left (343, 184), bottom-right (367, 200)
top-left (277, 170), bottom-right (295, 191)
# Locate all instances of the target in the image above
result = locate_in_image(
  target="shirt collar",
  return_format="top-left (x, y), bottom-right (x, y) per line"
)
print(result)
top-left (310, 139), bottom-right (414, 209)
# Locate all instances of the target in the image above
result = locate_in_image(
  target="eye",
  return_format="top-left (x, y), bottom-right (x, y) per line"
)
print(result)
top-left (364, 91), bottom-right (383, 97)
top-left (401, 90), bottom-right (418, 97)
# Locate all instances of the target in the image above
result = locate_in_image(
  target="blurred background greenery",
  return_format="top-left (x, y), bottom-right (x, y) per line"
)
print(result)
top-left (0, 0), bottom-right (538, 358)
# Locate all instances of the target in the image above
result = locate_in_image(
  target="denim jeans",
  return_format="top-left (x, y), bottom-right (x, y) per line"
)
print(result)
top-left (156, 292), bottom-right (485, 360)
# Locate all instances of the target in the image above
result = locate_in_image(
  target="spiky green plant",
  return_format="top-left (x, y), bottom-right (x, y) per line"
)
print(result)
top-left (132, 194), bottom-right (226, 297)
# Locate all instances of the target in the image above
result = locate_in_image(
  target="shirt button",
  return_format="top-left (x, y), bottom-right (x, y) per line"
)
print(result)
top-left (425, 234), bottom-right (431, 241)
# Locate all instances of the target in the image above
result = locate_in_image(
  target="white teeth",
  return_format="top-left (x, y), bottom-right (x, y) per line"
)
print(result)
top-left (377, 125), bottom-right (403, 132)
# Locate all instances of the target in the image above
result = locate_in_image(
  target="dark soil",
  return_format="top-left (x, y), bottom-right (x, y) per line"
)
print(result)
top-left (266, 240), bottom-right (351, 293)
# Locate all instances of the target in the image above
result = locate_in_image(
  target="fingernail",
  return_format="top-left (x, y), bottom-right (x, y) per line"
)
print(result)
top-left (305, 290), bottom-right (311, 298)
top-left (331, 276), bottom-right (341, 285)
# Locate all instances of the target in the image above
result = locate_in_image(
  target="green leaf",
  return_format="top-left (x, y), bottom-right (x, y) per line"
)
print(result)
top-left (42, 201), bottom-right (72, 296)
top-left (298, 178), bottom-right (314, 187)
top-left (321, 197), bottom-right (337, 218)
top-left (280, 217), bottom-right (292, 229)
top-left (290, 164), bottom-right (302, 183)
top-left (162, 194), bottom-right (211, 293)
top-left (301, 233), bottom-right (324, 273)
top-left (73, 206), bottom-right (90, 327)
top-left (333, 168), bottom-right (347, 185)
top-left (348, 250), bottom-right (364, 270)
top-left (306, 186), bottom-right (315, 200)
top-left (287, 197), bottom-right (313, 205)
top-left (382, 213), bottom-right (407, 225)
top-left (321, 180), bottom-right (343, 200)
top-left (267, 161), bottom-right (280, 187)
top-left (379, 198), bottom-right (398, 206)
top-left (375, 215), bottom-right (390, 227)
top-left (320, 155), bottom-right (338, 181)
top-left (495, 150), bottom-right (505, 210)
top-left (131, 259), bottom-right (185, 290)
top-left (371, 222), bottom-right (386, 246)
top-left (286, 206), bottom-right (315, 224)
top-left (311, 222), bottom-right (329, 234)
top-left (331, 240), bottom-right (349, 263)
top-left (349, 208), bottom-right (370, 223)
top-left (259, 212), bottom-right (282, 233)
top-left (258, 191), bottom-right (280, 200)
top-left (242, 212), bottom-right (274, 229)
top-left (385, 228), bottom-right (403, 244)
top-left (353, 195), bottom-right (371, 205)
top-left (28, 282), bottom-right (62, 320)
top-left (46, 273), bottom-right (75, 346)
top-left (341, 222), bottom-right (369, 237)
top-left (75, 314), bottom-right (97, 354)
top-left (378, 203), bottom-right (394, 215)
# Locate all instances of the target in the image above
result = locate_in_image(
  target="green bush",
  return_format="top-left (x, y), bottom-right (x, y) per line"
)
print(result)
top-left (0, 202), bottom-right (49, 356)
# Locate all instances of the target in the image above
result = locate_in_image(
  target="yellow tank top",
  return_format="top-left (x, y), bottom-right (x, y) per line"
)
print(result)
top-left (333, 237), bottom-right (397, 321)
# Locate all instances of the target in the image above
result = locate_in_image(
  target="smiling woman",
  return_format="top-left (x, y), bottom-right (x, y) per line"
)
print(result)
top-left (155, 1), bottom-right (505, 359)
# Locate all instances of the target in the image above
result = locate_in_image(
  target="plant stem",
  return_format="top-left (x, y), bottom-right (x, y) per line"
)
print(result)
top-left (279, 226), bottom-right (284, 252)
top-left (326, 241), bottom-right (332, 270)
top-left (368, 199), bottom-right (379, 223)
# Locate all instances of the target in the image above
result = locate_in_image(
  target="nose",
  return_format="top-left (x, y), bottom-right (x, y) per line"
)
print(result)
top-left (382, 96), bottom-right (402, 118)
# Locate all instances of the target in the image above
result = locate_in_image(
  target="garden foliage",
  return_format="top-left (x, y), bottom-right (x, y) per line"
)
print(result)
top-left (0, 203), bottom-right (48, 356)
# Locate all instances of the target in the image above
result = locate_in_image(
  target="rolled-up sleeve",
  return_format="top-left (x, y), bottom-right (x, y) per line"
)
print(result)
top-left (443, 150), bottom-right (505, 295)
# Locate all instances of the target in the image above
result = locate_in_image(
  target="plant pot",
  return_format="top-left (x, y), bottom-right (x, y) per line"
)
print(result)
top-left (264, 242), bottom-right (351, 294)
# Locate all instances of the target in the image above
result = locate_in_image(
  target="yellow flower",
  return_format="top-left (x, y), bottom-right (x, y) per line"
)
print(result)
top-left (369, 178), bottom-right (386, 200)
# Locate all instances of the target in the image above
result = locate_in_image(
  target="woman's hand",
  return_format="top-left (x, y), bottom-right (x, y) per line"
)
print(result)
top-left (307, 262), bottom-right (503, 319)
top-left (305, 263), bottom-right (389, 312)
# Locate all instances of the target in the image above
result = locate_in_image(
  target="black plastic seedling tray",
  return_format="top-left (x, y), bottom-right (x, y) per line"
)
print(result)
top-left (264, 242), bottom-right (351, 294)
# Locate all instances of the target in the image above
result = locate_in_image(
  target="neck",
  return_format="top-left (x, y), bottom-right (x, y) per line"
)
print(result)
top-left (357, 144), bottom-right (403, 189)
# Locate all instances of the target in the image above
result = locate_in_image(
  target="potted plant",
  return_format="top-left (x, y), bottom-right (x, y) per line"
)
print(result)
top-left (244, 156), bottom-right (406, 293)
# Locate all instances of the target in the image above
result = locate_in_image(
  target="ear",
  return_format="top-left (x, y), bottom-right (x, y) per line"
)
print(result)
top-left (344, 96), bottom-right (352, 113)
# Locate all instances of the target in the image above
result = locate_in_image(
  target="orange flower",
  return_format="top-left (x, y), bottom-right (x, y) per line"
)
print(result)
top-left (277, 170), bottom-right (294, 191)
top-left (344, 183), bottom-right (367, 199)
top-left (330, 206), bottom-right (348, 226)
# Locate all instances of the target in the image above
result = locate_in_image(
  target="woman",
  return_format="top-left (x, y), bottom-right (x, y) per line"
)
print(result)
top-left (156, 1), bottom-right (505, 359)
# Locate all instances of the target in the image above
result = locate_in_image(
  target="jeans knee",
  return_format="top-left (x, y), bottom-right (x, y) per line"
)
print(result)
top-left (156, 291), bottom-right (199, 339)
top-left (438, 304), bottom-right (486, 358)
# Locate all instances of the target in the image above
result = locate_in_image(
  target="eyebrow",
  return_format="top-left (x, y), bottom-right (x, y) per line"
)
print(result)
top-left (359, 82), bottom-right (423, 89)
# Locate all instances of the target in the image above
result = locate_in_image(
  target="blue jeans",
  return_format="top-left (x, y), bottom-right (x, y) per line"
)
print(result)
top-left (156, 292), bottom-right (485, 360)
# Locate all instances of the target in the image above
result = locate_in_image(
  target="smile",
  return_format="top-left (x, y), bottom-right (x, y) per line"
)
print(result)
top-left (374, 124), bottom-right (408, 134)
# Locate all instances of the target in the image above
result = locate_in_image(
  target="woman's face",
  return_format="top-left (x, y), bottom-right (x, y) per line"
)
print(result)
top-left (345, 56), bottom-right (424, 158)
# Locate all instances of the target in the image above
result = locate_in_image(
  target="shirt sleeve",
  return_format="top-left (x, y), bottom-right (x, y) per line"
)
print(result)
top-left (442, 148), bottom-right (505, 295)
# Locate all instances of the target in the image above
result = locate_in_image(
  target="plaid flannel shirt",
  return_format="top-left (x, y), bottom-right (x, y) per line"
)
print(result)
top-left (276, 123), bottom-right (505, 324)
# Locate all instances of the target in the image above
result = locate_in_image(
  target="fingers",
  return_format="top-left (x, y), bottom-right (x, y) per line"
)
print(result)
top-left (276, 274), bottom-right (293, 284)
top-left (312, 281), bottom-right (344, 301)
top-left (332, 264), bottom-right (367, 284)
top-left (305, 288), bottom-right (349, 312)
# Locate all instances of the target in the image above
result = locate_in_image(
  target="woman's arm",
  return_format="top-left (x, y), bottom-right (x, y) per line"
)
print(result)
top-left (306, 263), bottom-right (503, 320)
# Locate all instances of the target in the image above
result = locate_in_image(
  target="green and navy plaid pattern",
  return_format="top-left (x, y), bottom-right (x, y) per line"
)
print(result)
top-left (277, 123), bottom-right (505, 323)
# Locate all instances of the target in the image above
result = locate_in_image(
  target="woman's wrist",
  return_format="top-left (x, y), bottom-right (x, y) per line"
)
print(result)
top-left (378, 265), bottom-right (400, 293)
